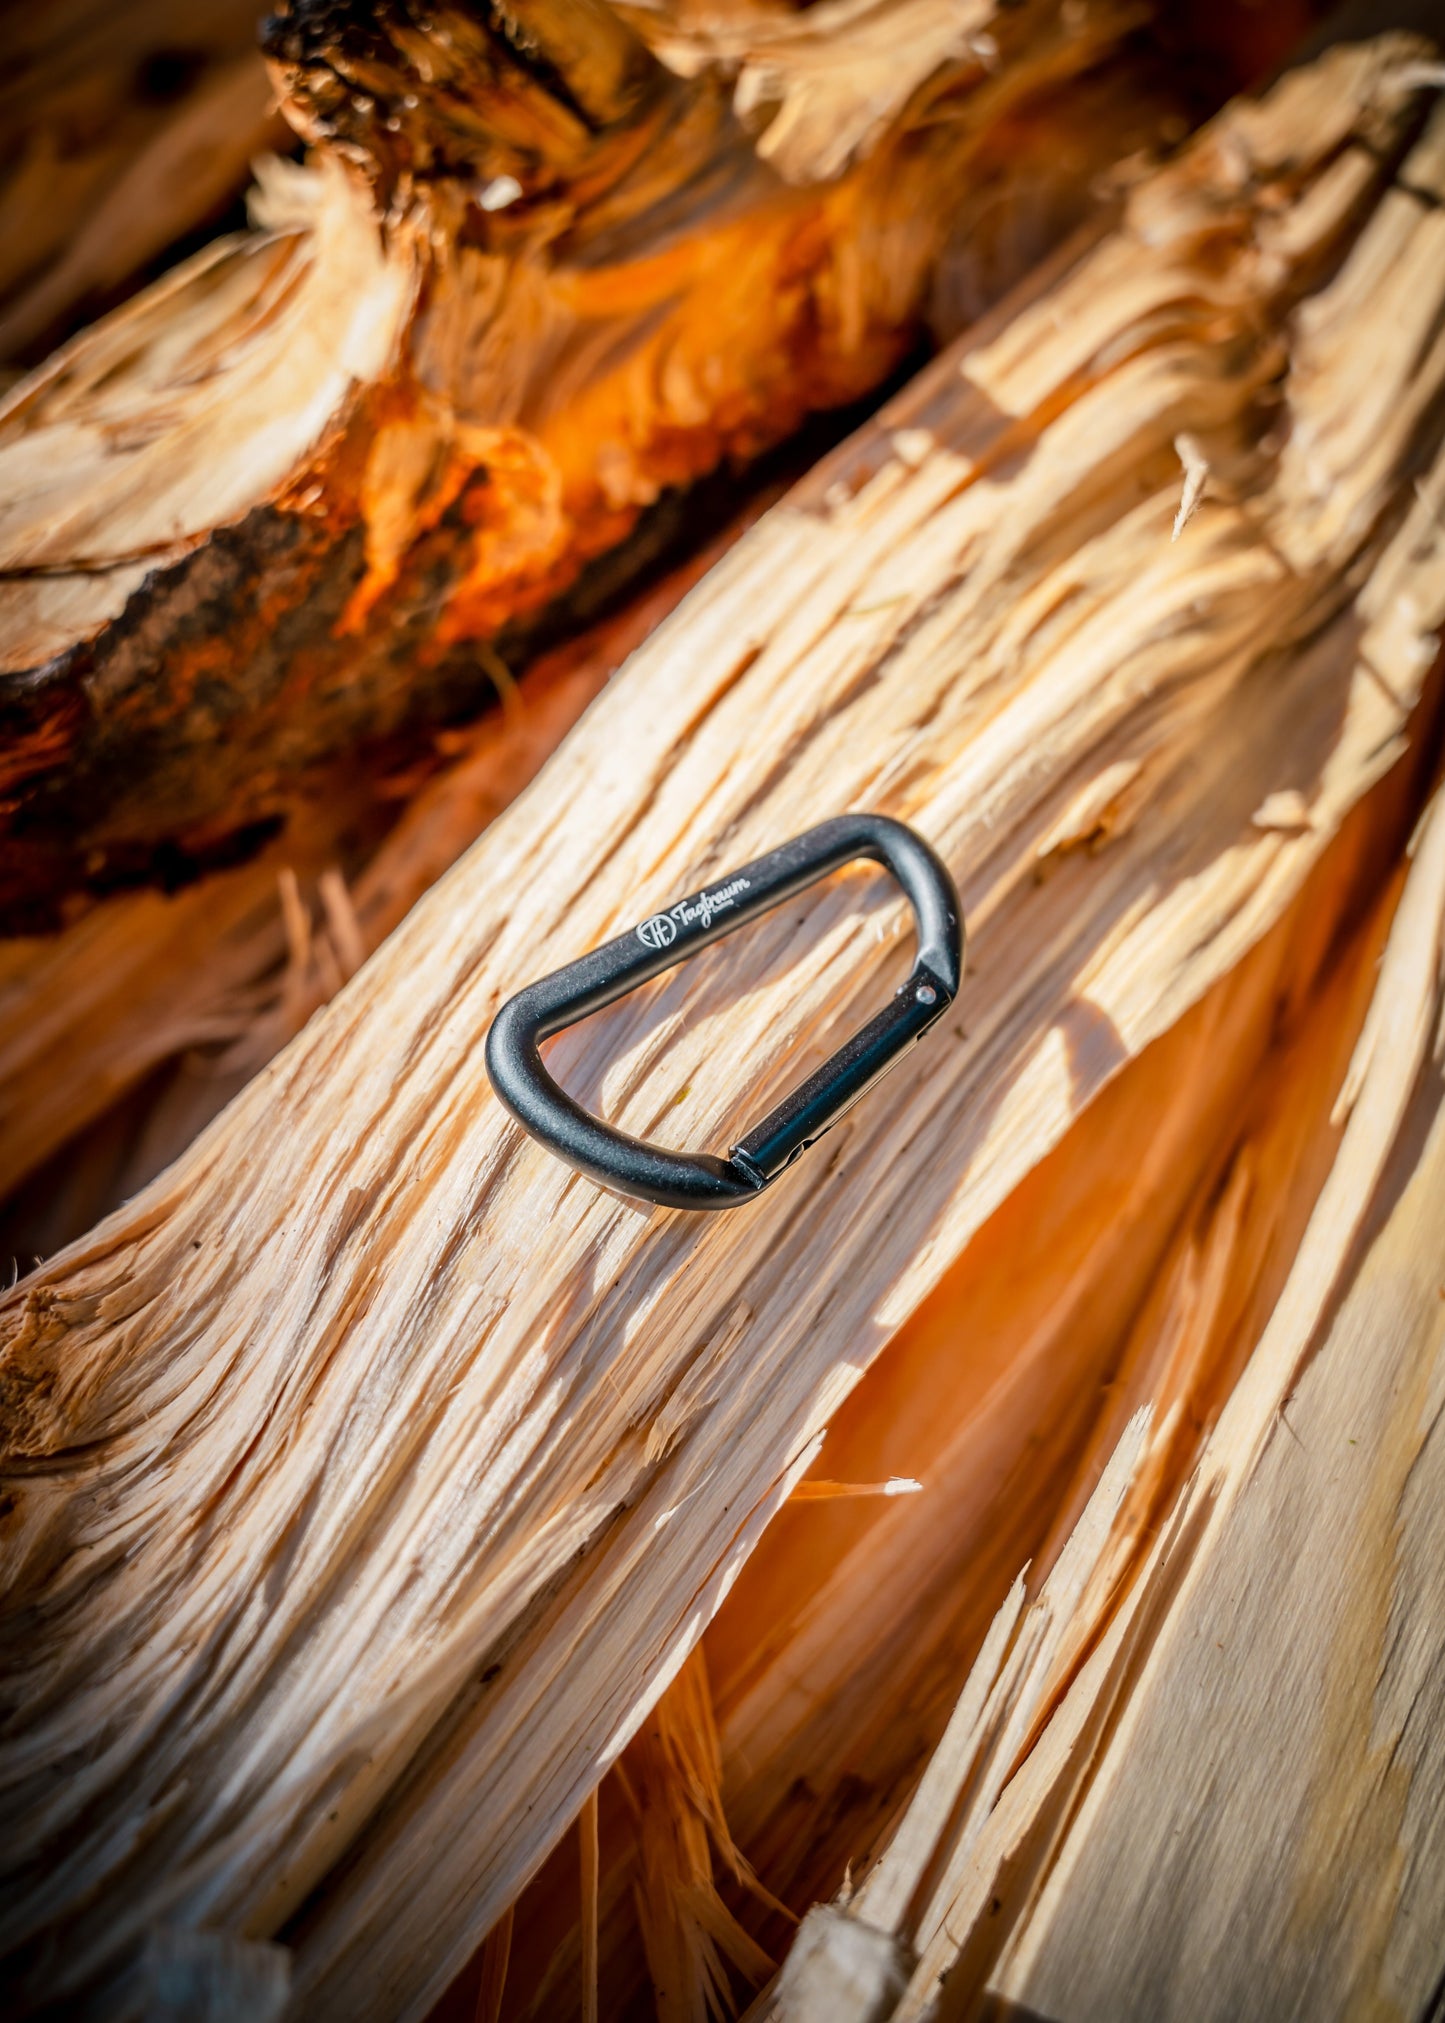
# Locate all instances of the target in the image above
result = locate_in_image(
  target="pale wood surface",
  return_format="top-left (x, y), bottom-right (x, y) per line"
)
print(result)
top-left (987, 790), bottom-right (1445, 2023)
top-left (2, 36), bottom-right (1444, 2023)
top-left (745, 786), bottom-right (1445, 2023)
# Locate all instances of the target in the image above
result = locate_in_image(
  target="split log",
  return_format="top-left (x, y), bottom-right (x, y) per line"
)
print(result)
top-left (756, 780), bottom-right (1445, 2023)
top-left (3, 32), bottom-right (1443, 2022)
top-left (0, 0), bottom-right (1170, 932)
top-left (980, 790), bottom-right (1445, 2020)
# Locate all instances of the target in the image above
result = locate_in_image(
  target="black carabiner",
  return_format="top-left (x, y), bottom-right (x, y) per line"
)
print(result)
top-left (484, 813), bottom-right (963, 1210)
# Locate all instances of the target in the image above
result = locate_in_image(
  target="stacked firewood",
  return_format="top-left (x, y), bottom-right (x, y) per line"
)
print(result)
top-left (2, 7), bottom-right (1443, 2023)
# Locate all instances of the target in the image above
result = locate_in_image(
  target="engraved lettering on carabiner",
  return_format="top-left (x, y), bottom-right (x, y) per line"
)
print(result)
top-left (635, 875), bottom-right (752, 949)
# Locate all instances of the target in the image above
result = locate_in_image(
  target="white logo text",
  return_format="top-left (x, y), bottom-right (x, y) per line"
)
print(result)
top-left (636, 876), bottom-right (751, 950)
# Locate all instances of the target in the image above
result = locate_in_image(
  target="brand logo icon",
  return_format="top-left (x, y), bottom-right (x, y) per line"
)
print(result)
top-left (636, 913), bottom-right (678, 951)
